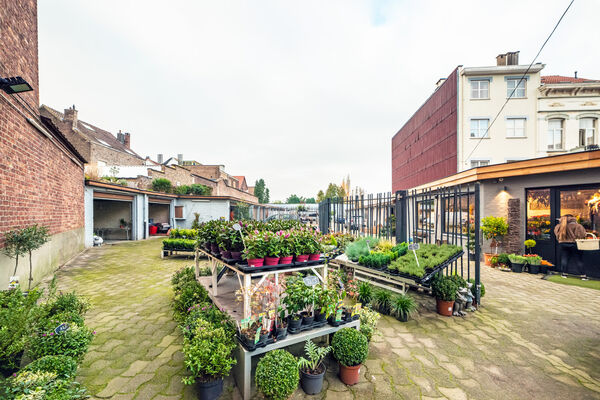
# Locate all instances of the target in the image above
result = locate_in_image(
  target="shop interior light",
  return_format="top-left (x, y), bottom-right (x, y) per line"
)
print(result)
top-left (0, 76), bottom-right (34, 94)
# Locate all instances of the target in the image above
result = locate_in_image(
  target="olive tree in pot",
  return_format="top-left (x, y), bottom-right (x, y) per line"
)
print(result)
top-left (481, 216), bottom-right (508, 265)
top-left (256, 349), bottom-right (299, 400)
top-left (182, 320), bottom-right (236, 400)
top-left (431, 274), bottom-right (458, 317)
top-left (297, 339), bottom-right (331, 395)
top-left (331, 328), bottom-right (369, 385)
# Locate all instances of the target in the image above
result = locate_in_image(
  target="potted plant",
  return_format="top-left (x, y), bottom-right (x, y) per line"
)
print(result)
top-left (293, 232), bottom-right (310, 262)
top-left (524, 254), bottom-right (542, 274)
top-left (431, 274), bottom-right (458, 316)
top-left (481, 216), bottom-right (508, 265)
top-left (243, 232), bottom-right (266, 267)
top-left (119, 218), bottom-right (127, 229)
top-left (489, 255), bottom-right (499, 268)
top-left (391, 293), bottom-right (417, 322)
top-left (282, 276), bottom-right (305, 329)
top-left (182, 320), bottom-right (237, 400)
top-left (524, 239), bottom-right (536, 254)
top-left (331, 328), bottom-right (369, 385)
top-left (275, 307), bottom-right (288, 339)
top-left (508, 254), bottom-right (525, 273)
top-left (357, 281), bottom-right (373, 305)
top-left (297, 339), bottom-right (331, 395)
top-left (372, 289), bottom-right (392, 315)
top-left (468, 278), bottom-right (485, 306)
top-left (264, 231), bottom-right (281, 266)
top-left (256, 349), bottom-right (299, 400)
top-left (279, 231), bottom-right (294, 264)
top-left (307, 232), bottom-right (323, 261)
top-left (497, 253), bottom-right (510, 268)
top-left (314, 286), bottom-right (333, 322)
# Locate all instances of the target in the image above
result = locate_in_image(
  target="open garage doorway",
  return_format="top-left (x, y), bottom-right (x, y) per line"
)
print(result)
top-left (149, 198), bottom-right (171, 236)
top-left (93, 198), bottom-right (133, 241)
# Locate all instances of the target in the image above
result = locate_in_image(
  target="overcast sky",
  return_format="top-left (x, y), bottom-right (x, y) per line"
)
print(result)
top-left (38, 0), bottom-right (600, 201)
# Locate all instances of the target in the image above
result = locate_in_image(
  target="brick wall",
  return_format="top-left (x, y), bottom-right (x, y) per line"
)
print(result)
top-left (91, 143), bottom-right (144, 166)
top-left (0, 0), bottom-right (84, 246)
top-left (506, 198), bottom-right (522, 254)
top-left (392, 69), bottom-right (458, 191)
top-left (184, 165), bottom-right (221, 180)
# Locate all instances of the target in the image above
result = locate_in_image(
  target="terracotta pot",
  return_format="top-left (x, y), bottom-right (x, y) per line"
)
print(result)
top-left (296, 255), bottom-right (309, 262)
top-left (264, 256), bottom-right (280, 266)
top-left (308, 253), bottom-right (321, 261)
top-left (483, 253), bottom-right (493, 266)
top-left (280, 256), bottom-right (293, 265)
top-left (436, 298), bottom-right (454, 316)
top-left (248, 258), bottom-right (264, 267)
top-left (230, 251), bottom-right (242, 261)
top-left (338, 363), bottom-right (361, 385)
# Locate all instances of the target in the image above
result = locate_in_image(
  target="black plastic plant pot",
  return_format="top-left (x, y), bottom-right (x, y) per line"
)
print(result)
top-left (397, 312), bottom-right (409, 322)
top-left (314, 309), bottom-right (327, 322)
top-left (539, 265), bottom-right (549, 275)
top-left (288, 315), bottom-right (302, 329)
top-left (300, 366), bottom-right (326, 395)
top-left (528, 264), bottom-right (540, 274)
top-left (196, 377), bottom-right (223, 400)
top-left (511, 263), bottom-right (524, 273)
top-left (301, 312), bottom-right (315, 325)
top-left (259, 333), bottom-right (270, 344)
top-left (276, 326), bottom-right (288, 339)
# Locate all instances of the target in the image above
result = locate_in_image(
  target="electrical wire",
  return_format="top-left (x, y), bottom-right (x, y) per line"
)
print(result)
top-left (463, 0), bottom-right (575, 165)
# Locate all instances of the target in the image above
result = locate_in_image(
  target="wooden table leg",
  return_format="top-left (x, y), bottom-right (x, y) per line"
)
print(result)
top-left (211, 259), bottom-right (218, 296)
top-left (243, 273), bottom-right (251, 319)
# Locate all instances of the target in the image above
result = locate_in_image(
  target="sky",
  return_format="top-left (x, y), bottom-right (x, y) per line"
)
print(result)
top-left (38, 0), bottom-right (600, 201)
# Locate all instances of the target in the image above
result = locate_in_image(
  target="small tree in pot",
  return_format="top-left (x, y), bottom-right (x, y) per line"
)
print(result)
top-left (431, 274), bottom-right (458, 317)
top-left (481, 216), bottom-right (508, 265)
top-left (298, 339), bottom-right (331, 395)
top-left (331, 328), bottom-right (369, 385)
top-left (182, 320), bottom-right (236, 400)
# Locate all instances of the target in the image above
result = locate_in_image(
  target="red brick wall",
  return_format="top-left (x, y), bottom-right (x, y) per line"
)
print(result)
top-left (0, 0), bottom-right (84, 247)
top-left (392, 69), bottom-right (458, 191)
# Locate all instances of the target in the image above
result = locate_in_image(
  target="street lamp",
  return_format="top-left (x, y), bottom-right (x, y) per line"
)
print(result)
top-left (0, 76), bottom-right (33, 94)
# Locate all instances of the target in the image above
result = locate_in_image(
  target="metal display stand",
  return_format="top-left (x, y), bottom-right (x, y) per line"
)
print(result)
top-left (329, 259), bottom-right (420, 295)
top-left (195, 249), bottom-right (329, 319)
top-left (232, 320), bottom-right (360, 400)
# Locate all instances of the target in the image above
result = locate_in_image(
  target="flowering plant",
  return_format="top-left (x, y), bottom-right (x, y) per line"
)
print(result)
top-left (243, 231), bottom-right (267, 260)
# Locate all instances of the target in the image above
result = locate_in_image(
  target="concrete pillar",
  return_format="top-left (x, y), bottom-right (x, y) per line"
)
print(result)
top-left (84, 187), bottom-right (94, 247)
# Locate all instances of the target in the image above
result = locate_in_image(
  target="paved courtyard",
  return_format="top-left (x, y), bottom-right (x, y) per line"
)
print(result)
top-left (50, 239), bottom-right (600, 400)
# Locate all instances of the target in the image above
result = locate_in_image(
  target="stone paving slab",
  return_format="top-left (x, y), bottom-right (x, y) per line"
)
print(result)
top-left (48, 239), bottom-right (600, 400)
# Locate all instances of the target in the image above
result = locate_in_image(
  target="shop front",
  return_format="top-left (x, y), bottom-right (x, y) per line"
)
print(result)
top-left (526, 184), bottom-right (600, 276)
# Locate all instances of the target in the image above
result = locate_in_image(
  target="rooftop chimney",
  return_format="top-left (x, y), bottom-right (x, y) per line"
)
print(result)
top-left (157, 154), bottom-right (163, 164)
top-left (177, 153), bottom-right (183, 164)
top-left (496, 51), bottom-right (519, 66)
top-left (116, 130), bottom-right (131, 149)
top-left (575, 71), bottom-right (578, 79)
top-left (123, 132), bottom-right (130, 148)
top-left (63, 105), bottom-right (78, 129)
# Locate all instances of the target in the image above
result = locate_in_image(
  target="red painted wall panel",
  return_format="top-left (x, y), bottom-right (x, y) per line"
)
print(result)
top-left (391, 69), bottom-right (458, 191)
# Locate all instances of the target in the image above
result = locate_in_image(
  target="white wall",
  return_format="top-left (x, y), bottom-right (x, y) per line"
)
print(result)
top-left (174, 199), bottom-right (230, 228)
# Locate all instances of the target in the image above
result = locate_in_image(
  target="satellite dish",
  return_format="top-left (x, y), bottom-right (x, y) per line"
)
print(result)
top-left (232, 223), bottom-right (242, 231)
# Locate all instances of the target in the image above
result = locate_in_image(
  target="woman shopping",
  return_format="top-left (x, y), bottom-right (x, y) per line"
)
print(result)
top-left (554, 215), bottom-right (588, 280)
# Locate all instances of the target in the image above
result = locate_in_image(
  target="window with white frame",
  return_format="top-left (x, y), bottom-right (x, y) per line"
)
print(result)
top-left (471, 80), bottom-right (489, 99)
top-left (506, 118), bottom-right (526, 137)
top-left (470, 118), bottom-right (490, 138)
top-left (470, 160), bottom-right (490, 168)
top-left (579, 118), bottom-right (597, 146)
top-left (507, 78), bottom-right (526, 98)
top-left (547, 119), bottom-right (564, 150)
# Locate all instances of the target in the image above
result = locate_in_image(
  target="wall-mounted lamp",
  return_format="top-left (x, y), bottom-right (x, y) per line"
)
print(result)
top-left (0, 76), bottom-right (34, 94)
top-left (502, 186), bottom-right (509, 192)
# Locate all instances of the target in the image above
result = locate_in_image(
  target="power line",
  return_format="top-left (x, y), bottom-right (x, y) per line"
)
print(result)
top-left (463, 0), bottom-right (575, 165)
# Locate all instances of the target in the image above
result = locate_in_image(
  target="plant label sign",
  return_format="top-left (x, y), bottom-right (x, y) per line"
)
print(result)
top-left (55, 323), bottom-right (70, 335)
top-left (8, 276), bottom-right (19, 289)
top-left (352, 303), bottom-right (362, 317)
top-left (303, 275), bottom-right (319, 287)
top-left (365, 239), bottom-right (371, 252)
top-left (335, 308), bottom-right (343, 322)
top-left (408, 243), bottom-right (420, 251)
top-left (254, 326), bottom-right (261, 344)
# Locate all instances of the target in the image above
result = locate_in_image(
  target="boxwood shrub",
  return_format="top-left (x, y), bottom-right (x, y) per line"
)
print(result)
top-left (255, 349), bottom-right (299, 400)
top-left (331, 328), bottom-right (369, 367)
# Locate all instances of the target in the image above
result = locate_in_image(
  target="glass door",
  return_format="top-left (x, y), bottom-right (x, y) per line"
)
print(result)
top-left (526, 189), bottom-right (556, 264)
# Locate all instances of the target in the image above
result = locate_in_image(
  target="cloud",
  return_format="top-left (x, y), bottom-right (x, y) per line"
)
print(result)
top-left (38, 0), bottom-right (600, 200)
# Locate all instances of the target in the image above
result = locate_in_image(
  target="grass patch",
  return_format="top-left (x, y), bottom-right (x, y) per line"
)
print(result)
top-left (547, 275), bottom-right (600, 291)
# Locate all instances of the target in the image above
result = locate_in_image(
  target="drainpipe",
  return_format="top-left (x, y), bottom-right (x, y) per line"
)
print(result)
top-left (144, 194), bottom-right (149, 239)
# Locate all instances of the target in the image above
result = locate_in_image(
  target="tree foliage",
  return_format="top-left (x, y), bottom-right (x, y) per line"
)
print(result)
top-left (254, 179), bottom-right (269, 203)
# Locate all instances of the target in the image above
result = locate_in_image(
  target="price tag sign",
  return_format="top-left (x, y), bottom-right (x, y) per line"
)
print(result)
top-left (232, 223), bottom-right (242, 231)
top-left (55, 323), bottom-right (70, 335)
top-left (335, 309), bottom-right (343, 322)
top-left (408, 243), bottom-right (420, 251)
top-left (254, 327), bottom-right (262, 344)
top-left (303, 275), bottom-right (319, 287)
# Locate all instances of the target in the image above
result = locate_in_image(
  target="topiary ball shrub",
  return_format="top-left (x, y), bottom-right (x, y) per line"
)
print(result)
top-left (22, 355), bottom-right (77, 378)
top-left (255, 349), bottom-right (299, 400)
top-left (331, 328), bottom-right (369, 367)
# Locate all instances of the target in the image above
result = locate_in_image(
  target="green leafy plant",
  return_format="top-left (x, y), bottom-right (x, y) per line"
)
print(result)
top-left (297, 339), bottom-right (331, 374)
top-left (391, 293), bottom-right (417, 321)
top-left (345, 237), bottom-right (379, 262)
top-left (331, 328), bottom-right (369, 367)
top-left (357, 281), bottom-right (373, 305)
top-left (2, 228), bottom-right (30, 277)
top-left (181, 320), bottom-right (236, 384)
top-left (481, 216), bottom-right (508, 254)
top-left (28, 324), bottom-right (94, 362)
top-left (523, 254), bottom-right (542, 265)
top-left (431, 274), bottom-right (458, 302)
top-left (182, 303), bottom-right (235, 339)
top-left (151, 178), bottom-right (172, 193)
top-left (3, 370), bottom-right (88, 400)
top-left (162, 238), bottom-right (196, 251)
top-left (468, 278), bottom-right (485, 299)
top-left (22, 355), bottom-right (78, 379)
top-left (497, 253), bottom-right (510, 266)
top-left (171, 267), bottom-right (196, 294)
top-left (388, 244), bottom-right (462, 277)
top-left (190, 184), bottom-right (212, 195)
top-left (172, 281), bottom-right (209, 320)
top-left (524, 239), bottom-right (536, 251)
top-left (372, 289), bottom-right (393, 314)
top-left (508, 254), bottom-right (526, 264)
top-left (358, 307), bottom-right (380, 342)
top-left (255, 349), bottom-right (299, 400)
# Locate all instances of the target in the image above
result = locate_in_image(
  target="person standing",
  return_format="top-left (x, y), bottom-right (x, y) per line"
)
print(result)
top-left (554, 215), bottom-right (588, 280)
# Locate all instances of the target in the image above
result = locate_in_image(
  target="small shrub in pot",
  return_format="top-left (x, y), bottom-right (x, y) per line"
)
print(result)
top-left (431, 275), bottom-right (458, 317)
top-left (256, 349), bottom-right (299, 400)
top-left (391, 293), bottom-right (417, 322)
top-left (331, 328), bottom-right (369, 385)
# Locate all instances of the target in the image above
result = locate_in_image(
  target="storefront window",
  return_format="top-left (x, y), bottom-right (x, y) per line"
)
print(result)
top-left (442, 194), bottom-right (474, 235)
top-left (526, 189), bottom-right (551, 240)
top-left (560, 188), bottom-right (600, 236)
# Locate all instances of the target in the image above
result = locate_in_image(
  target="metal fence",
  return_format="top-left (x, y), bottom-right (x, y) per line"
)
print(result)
top-left (319, 184), bottom-right (482, 301)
